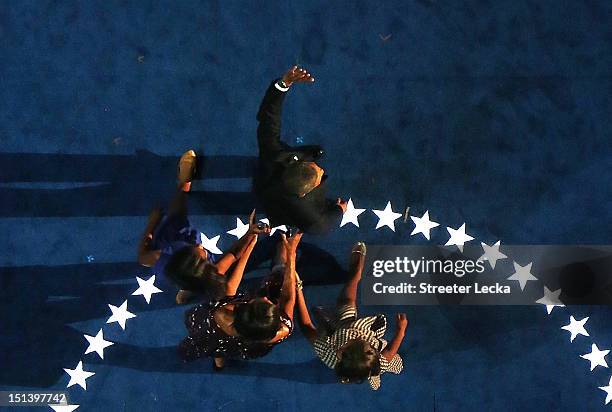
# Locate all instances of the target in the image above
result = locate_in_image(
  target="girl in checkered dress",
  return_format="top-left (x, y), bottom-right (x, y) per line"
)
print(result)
top-left (295, 242), bottom-right (408, 390)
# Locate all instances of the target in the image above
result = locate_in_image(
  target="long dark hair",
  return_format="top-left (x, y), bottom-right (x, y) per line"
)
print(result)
top-left (233, 298), bottom-right (281, 341)
top-left (164, 246), bottom-right (225, 298)
top-left (335, 339), bottom-right (381, 384)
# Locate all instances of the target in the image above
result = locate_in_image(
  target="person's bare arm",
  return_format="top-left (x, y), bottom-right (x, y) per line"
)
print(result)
top-left (215, 209), bottom-right (270, 275)
top-left (295, 284), bottom-right (318, 343)
top-left (381, 313), bottom-right (408, 361)
top-left (278, 232), bottom-right (302, 321)
top-left (138, 208), bottom-right (163, 267)
top-left (224, 235), bottom-right (258, 296)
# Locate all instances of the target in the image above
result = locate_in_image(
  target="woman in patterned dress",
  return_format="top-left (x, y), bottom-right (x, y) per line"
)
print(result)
top-left (178, 230), bottom-right (303, 370)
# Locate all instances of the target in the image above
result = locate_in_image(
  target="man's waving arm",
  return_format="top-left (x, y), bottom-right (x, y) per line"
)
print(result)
top-left (256, 66), bottom-right (315, 156)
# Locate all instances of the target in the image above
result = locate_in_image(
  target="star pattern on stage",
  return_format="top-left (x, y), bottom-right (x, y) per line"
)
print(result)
top-left (63, 360), bottom-right (95, 390)
top-left (52, 193), bottom-right (611, 406)
top-left (507, 261), bottom-right (537, 291)
top-left (227, 217), bottom-right (249, 239)
top-left (479, 241), bottom-right (507, 269)
top-left (199, 233), bottom-right (223, 254)
top-left (580, 343), bottom-right (610, 371)
top-left (84, 329), bottom-right (114, 359)
top-left (535, 286), bottom-right (564, 314)
top-left (410, 210), bottom-right (439, 240)
top-left (340, 198), bottom-right (365, 228)
top-left (599, 375), bottom-right (612, 405)
top-left (107, 300), bottom-right (136, 330)
top-left (132, 275), bottom-right (162, 304)
top-left (561, 316), bottom-right (589, 342)
top-left (49, 404), bottom-right (80, 411)
top-left (372, 201), bottom-right (402, 231)
top-left (445, 223), bottom-right (474, 252)
top-left (259, 218), bottom-right (287, 236)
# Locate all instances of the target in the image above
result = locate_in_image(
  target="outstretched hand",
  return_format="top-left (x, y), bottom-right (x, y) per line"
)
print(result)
top-left (282, 66), bottom-right (315, 87)
top-left (281, 230), bottom-right (303, 254)
top-left (396, 313), bottom-right (408, 333)
top-left (247, 209), bottom-right (271, 235)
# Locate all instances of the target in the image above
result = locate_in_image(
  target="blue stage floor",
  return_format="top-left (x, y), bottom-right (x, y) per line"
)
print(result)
top-left (1, 1), bottom-right (611, 410)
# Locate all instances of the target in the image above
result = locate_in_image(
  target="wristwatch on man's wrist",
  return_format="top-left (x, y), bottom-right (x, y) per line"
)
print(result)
top-left (278, 80), bottom-right (289, 89)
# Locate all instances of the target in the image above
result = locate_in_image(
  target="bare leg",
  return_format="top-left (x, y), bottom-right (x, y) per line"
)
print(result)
top-left (168, 150), bottom-right (197, 217)
top-left (167, 189), bottom-right (188, 217)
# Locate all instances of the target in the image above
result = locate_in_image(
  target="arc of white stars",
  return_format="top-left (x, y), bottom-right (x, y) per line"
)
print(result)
top-left (561, 316), bottom-right (589, 343)
top-left (84, 329), bottom-right (114, 360)
top-left (60, 194), bottom-right (612, 407)
top-left (580, 343), bottom-right (610, 371)
top-left (479, 241), bottom-right (507, 270)
top-left (372, 201), bottom-right (402, 231)
top-left (226, 217), bottom-right (249, 239)
top-left (445, 223), bottom-right (474, 252)
top-left (131, 275), bottom-right (162, 304)
top-left (49, 404), bottom-right (80, 411)
top-left (535, 286), bottom-right (564, 314)
top-left (199, 233), bottom-right (222, 254)
top-left (410, 210), bottom-right (439, 240)
top-left (63, 361), bottom-right (94, 390)
top-left (340, 198), bottom-right (366, 228)
top-left (107, 300), bottom-right (136, 330)
top-left (599, 375), bottom-right (612, 405)
top-left (507, 261), bottom-right (538, 291)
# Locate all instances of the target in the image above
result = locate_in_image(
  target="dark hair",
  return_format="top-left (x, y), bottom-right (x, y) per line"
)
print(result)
top-left (233, 298), bottom-right (281, 341)
top-left (334, 339), bottom-right (381, 384)
top-left (164, 246), bottom-right (225, 297)
top-left (282, 162), bottom-right (318, 195)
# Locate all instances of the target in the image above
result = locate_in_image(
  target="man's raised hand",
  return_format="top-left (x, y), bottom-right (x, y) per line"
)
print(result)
top-left (282, 66), bottom-right (315, 87)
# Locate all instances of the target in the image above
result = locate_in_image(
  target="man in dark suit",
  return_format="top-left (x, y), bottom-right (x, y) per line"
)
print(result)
top-left (254, 66), bottom-right (347, 234)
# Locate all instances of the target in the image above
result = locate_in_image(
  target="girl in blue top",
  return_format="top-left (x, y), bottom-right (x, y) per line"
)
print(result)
top-left (137, 150), bottom-right (270, 304)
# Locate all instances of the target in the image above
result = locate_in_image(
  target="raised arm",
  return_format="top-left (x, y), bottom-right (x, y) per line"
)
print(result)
top-left (215, 210), bottom-right (270, 275)
top-left (277, 231), bottom-right (303, 320)
top-left (224, 234), bottom-right (258, 297)
top-left (295, 281), bottom-right (318, 343)
top-left (381, 313), bottom-right (408, 362)
top-left (137, 208), bottom-right (163, 267)
top-left (256, 66), bottom-right (315, 157)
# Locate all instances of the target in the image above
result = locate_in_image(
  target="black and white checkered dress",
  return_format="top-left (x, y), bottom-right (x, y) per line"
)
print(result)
top-left (312, 305), bottom-right (403, 390)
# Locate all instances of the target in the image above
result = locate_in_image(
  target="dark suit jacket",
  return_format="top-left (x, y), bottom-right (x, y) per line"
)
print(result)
top-left (253, 79), bottom-right (342, 234)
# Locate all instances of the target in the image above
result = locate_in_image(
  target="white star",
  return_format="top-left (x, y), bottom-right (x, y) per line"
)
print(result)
top-left (507, 261), bottom-right (538, 291)
top-left (410, 210), bottom-right (439, 240)
top-left (561, 316), bottom-right (589, 343)
top-left (226, 218), bottom-right (249, 239)
top-left (599, 375), bottom-right (612, 405)
top-left (131, 275), bottom-right (162, 304)
top-left (106, 300), bottom-right (136, 330)
top-left (63, 361), bottom-right (94, 390)
top-left (372, 201), bottom-right (402, 231)
top-left (340, 198), bottom-right (366, 228)
top-left (444, 223), bottom-right (474, 252)
top-left (199, 233), bottom-right (223, 255)
top-left (581, 343), bottom-right (610, 371)
top-left (479, 241), bottom-right (507, 269)
top-left (49, 404), bottom-right (80, 411)
top-left (535, 286), bottom-right (565, 314)
top-left (259, 218), bottom-right (287, 236)
top-left (84, 329), bottom-right (114, 360)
